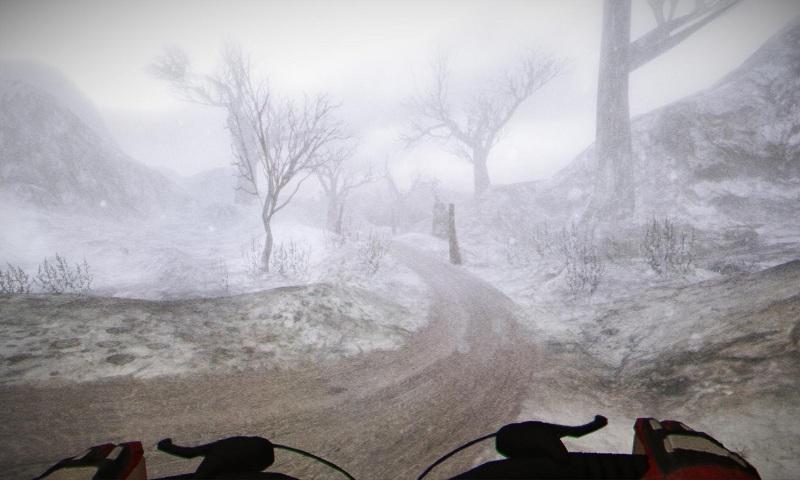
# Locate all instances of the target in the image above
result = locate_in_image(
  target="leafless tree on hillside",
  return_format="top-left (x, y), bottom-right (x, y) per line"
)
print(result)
top-left (315, 144), bottom-right (374, 235)
top-left (150, 45), bottom-right (345, 271)
top-left (404, 52), bottom-right (563, 197)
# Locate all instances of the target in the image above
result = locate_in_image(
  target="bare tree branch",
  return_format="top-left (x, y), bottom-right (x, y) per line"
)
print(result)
top-left (315, 142), bottom-right (374, 232)
top-left (631, 0), bottom-right (741, 71)
top-left (150, 45), bottom-right (344, 270)
top-left (404, 51), bottom-right (564, 194)
top-left (272, 169), bottom-right (315, 214)
top-left (148, 46), bottom-right (225, 105)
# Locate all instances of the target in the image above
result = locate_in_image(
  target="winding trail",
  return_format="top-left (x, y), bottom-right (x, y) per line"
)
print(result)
top-left (0, 245), bottom-right (539, 479)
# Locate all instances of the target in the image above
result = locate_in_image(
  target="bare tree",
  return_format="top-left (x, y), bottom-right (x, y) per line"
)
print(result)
top-left (150, 45), bottom-right (260, 202)
top-left (150, 45), bottom-right (344, 270)
top-left (315, 144), bottom-right (374, 234)
top-left (590, 0), bottom-right (741, 220)
top-left (404, 52), bottom-right (563, 196)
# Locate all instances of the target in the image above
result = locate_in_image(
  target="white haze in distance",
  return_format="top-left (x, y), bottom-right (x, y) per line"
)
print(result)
top-left (1, 0), bottom-right (798, 188)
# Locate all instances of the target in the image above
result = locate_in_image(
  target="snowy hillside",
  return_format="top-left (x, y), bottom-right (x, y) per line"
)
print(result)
top-left (0, 61), bottom-right (114, 143)
top-left (482, 16), bottom-right (800, 231)
top-left (0, 65), bottom-right (187, 216)
top-left (523, 260), bottom-right (800, 480)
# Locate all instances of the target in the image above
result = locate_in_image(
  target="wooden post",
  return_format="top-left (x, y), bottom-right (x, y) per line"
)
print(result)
top-left (448, 203), bottom-right (462, 265)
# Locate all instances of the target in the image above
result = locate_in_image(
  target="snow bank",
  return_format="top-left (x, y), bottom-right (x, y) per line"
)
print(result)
top-left (0, 280), bottom-right (427, 385)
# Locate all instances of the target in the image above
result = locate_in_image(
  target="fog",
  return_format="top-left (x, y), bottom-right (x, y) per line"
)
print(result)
top-left (2, 0), bottom-right (798, 184)
top-left (1, 1), bottom-right (799, 479)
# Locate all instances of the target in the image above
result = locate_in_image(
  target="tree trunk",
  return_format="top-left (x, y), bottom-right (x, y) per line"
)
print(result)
top-left (448, 203), bottom-right (462, 265)
top-left (261, 209), bottom-right (274, 272)
top-left (336, 202), bottom-right (345, 235)
top-left (473, 151), bottom-right (490, 196)
top-left (591, 0), bottom-right (635, 220)
top-left (227, 110), bottom-right (259, 205)
top-left (326, 198), bottom-right (341, 234)
top-left (234, 178), bottom-right (257, 204)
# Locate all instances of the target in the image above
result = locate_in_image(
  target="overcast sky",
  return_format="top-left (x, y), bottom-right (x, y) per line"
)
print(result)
top-left (2, 0), bottom-right (798, 189)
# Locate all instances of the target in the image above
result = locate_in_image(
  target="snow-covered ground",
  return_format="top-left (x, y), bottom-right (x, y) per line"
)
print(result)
top-left (0, 200), bottom-right (430, 385)
top-left (0, 283), bottom-right (424, 385)
top-left (2, 203), bottom-right (798, 477)
top-left (403, 225), bottom-right (800, 479)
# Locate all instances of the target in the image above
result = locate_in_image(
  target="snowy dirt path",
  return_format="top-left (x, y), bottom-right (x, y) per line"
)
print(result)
top-left (0, 245), bottom-right (544, 479)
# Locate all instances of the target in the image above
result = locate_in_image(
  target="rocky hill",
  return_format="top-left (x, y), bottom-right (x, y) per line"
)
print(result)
top-left (0, 61), bottom-right (115, 143)
top-left (482, 16), bottom-right (800, 233)
top-left (0, 64), bottom-right (187, 216)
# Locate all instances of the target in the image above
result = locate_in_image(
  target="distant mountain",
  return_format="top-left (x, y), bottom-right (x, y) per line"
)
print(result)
top-left (0, 61), bottom-right (114, 144)
top-left (484, 16), bottom-right (800, 230)
top-left (0, 63), bottom-right (187, 216)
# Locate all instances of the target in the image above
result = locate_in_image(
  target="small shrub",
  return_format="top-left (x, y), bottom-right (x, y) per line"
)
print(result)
top-left (34, 254), bottom-right (92, 294)
top-left (641, 217), bottom-right (695, 275)
top-left (324, 230), bottom-right (347, 250)
top-left (558, 223), bottom-right (604, 295)
top-left (271, 240), bottom-right (311, 278)
top-left (324, 214), bottom-right (359, 250)
top-left (0, 263), bottom-right (32, 294)
top-left (242, 237), bottom-right (264, 279)
top-left (217, 259), bottom-right (231, 294)
top-left (504, 221), bottom-right (557, 267)
top-left (357, 230), bottom-right (389, 276)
